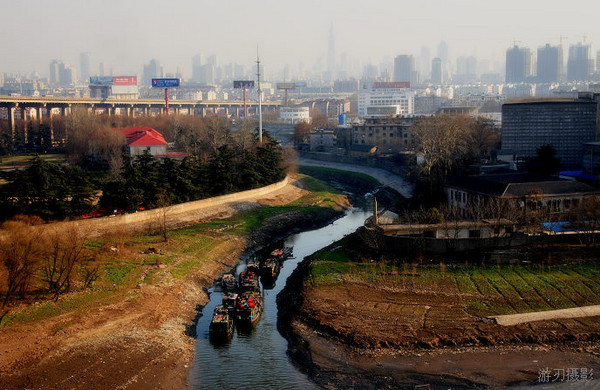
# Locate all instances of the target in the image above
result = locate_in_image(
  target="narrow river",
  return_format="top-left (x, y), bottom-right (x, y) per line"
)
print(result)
top-left (188, 205), bottom-right (372, 389)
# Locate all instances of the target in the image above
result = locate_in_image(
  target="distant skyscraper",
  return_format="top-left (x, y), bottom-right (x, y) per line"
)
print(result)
top-left (537, 44), bottom-right (563, 83)
top-left (393, 55), bottom-right (415, 85)
top-left (431, 57), bottom-right (443, 84)
top-left (143, 59), bottom-right (163, 85)
top-left (326, 23), bottom-right (336, 82)
top-left (455, 56), bottom-right (477, 83)
top-left (98, 62), bottom-right (105, 77)
top-left (80, 52), bottom-right (90, 84)
top-left (567, 43), bottom-right (593, 82)
top-left (58, 62), bottom-right (76, 86)
top-left (505, 45), bottom-right (531, 83)
top-left (362, 64), bottom-right (378, 81)
top-left (207, 54), bottom-right (217, 67)
top-left (192, 54), bottom-right (203, 82)
top-left (418, 46), bottom-right (431, 80)
top-left (49, 60), bottom-right (60, 85)
top-left (437, 41), bottom-right (449, 63)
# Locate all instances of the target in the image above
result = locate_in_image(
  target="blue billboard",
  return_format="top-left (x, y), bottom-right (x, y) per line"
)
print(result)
top-left (152, 78), bottom-right (180, 88)
top-left (295, 81), bottom-right (307, 88)
top-left (89, 76), bottom-right (114, 85)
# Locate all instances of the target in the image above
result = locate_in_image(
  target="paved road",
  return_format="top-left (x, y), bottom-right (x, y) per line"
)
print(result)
top-left (298, 157), bottom-right (414, 198)
top-left (492, 305), bottom-right (600, 326)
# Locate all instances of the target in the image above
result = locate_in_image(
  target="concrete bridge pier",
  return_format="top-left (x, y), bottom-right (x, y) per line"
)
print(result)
top-left (21, 106), bottom-right (28, 144)
top-left (8, 106), bottom-right (16, 142)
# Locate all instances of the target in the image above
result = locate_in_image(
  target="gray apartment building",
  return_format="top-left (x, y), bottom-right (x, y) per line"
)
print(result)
top-left (501, 94), bottom-right (600, 169)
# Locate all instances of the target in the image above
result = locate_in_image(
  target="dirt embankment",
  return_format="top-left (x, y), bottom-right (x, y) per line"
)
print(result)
top-left (0, 178), bottom-right (346, 390)
top-left (278, 241), bottom-right (600, 389)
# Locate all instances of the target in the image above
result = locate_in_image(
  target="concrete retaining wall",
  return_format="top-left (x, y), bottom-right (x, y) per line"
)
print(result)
top-left (51, 176), bottom-right (290, 234)
top-left (300, 151), bottom-right (406, 175)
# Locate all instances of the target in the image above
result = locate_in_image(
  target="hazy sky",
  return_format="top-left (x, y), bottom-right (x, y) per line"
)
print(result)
top-left (2, 0), bottom-right (599, 78)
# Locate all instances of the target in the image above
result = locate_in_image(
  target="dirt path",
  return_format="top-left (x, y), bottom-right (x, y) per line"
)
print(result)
top-left (492, 304), bottom-right (600, 326)
top-left (298, 157), bottom-right (414, 197)
top-left (0, 176), bottom-right (312, 390)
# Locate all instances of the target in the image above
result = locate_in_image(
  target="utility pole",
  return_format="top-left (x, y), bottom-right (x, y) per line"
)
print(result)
top-left (256, 47), bottom-right (263, 143)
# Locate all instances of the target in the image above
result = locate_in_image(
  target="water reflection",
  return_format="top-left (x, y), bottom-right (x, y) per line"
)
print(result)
top-left (189, 207), bottom-right (372, 389)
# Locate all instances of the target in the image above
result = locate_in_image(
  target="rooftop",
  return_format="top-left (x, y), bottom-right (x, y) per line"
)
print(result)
top-left (120, 126), bottom-right (167, 146)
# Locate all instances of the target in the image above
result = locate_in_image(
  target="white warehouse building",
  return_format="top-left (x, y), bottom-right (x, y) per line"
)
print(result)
top-left (358, 82), bottom-right (414, 118)
top-left (279, 106), bottom-right (311, 124)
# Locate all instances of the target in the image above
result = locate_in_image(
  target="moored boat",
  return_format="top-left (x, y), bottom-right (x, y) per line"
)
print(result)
top-left (236, 292), bottom-right (262, 326)
top-left (239, 271), bottom-right (260, 293)
top-left (270, 247), bottom-right (293, 261)
top-left (221, 274), bottom-right (238, 292)
top-left (209, 304), bottom-right (234, 339)
top-left (261, 257), bottom-right (280, 279)
top-left (246, 260), bottom-right (261, 274)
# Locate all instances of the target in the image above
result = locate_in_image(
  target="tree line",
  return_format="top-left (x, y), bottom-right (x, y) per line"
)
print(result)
top-left (0, 132), bottom-right (286, 221)
top-left (100, 134), bottom-right (285, 212)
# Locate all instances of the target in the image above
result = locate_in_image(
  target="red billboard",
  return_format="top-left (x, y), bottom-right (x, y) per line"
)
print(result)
top-left (113, 76), bottom-right (137, 85)
top-left (373, 81), bottom-right (410, 89)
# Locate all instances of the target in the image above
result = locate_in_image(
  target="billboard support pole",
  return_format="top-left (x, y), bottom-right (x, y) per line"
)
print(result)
top-left (165, 88), bottom-right (169, 115)
top-left (256, 49), bottom-right (262, 143)
top-left (243, 88), bottom-right (247, 119)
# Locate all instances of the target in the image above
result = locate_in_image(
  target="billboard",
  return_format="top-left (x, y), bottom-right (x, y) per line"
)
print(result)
top-left (113, 76), bottom-right (137, 85)
top-left (295, 81), bottom-right (307, 88)
top-left (372, 81), bottom-right (410, 89)
top-left (89, 76), bottom-right (114, 85)
top-left (233, 80), bottom-right (255, 89)
top-left (152, 78), bottom-right (180, 88)
top-left (276, 82), bottom-right (296, 90)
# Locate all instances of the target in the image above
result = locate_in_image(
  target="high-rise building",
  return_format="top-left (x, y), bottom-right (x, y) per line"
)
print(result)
top-left (393, 55), bottom-right (415, 85)
top-left (192, 54), bottom-right (203, 81)
top-left (455, 56), bottom-right (477, 83)
top-left (59, 63), bottom-right (76, 86)
top-left (98, 62), bottom-right (105, 77)
top-left (437, 41), bottom-right (449, 63)
top-left (567, 43), bottom-right (593, 82)
top-left (537, 44), bottom-right (563, 83)
top-left (419, 46), bottom-right (430, 80)
top-left (358, 82), bottom-right (414, 118)
top-left (501, 94), bottom-right (599, 168)
top-left (49, 60), bottom-right (60, 85)
top-left (326, 23), bottom-right (335, 81)
top-left (143, 59), bottom-right (163, 85)
top-left (431, 57), bottom-right (443, 84)
top-left (80, 52), bottom-right (91, 84)
top-left (505, 45), bottom-right (532, 83)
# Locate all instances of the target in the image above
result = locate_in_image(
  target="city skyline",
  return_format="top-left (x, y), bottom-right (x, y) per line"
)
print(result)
top-left (1, 0), bottom-right (599, 81)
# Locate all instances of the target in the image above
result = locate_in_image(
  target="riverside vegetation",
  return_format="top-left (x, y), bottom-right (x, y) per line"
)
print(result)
top-left (0, 172), bottom-right (350, 389)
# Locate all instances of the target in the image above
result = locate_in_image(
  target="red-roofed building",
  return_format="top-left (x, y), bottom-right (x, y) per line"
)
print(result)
top-left (120, 127), bottom-right (168, 156)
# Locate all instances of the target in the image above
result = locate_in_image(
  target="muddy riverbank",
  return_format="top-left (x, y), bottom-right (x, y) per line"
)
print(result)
top-left (0, 177), bottom-right (348, 390)
top-left (278, 234), bottom-right (600, 389)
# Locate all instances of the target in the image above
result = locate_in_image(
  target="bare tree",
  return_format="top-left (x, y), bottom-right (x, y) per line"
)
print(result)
top-left (292, 122), bottom-right (312, 146)
top-left (234, 119), bottom-right (258, 150)
top-left (43, 224), bottom-right (90, 301)
top-left (147, 194), bottom-right (172, 243)
top-left (0, 218), bottom-right (45, 306)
